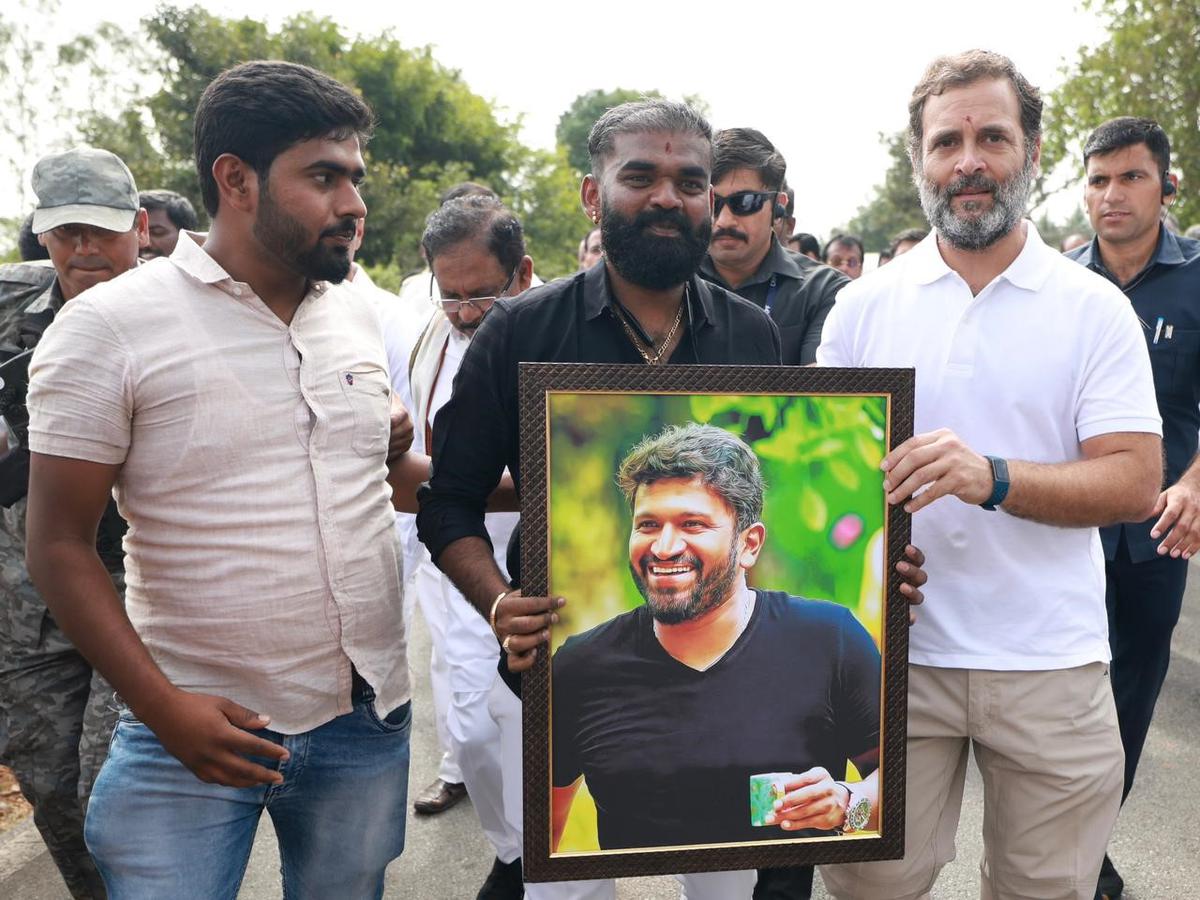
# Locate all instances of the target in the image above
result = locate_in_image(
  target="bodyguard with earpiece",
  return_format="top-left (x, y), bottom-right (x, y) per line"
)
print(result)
top-left (698, 128), bottom-right (849, 365)
top-left (1066, 116), bottom-right (1200, 900)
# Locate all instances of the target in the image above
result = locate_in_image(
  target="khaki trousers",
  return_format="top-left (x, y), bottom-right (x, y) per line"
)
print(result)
top-left (822, 663), bottom-right (1122, 900)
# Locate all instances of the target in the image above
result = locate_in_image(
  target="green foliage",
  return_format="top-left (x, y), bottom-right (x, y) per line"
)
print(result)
top-left (358, 159), bottom-right (473, 273)
top-left (0, 0), bottom-right (126, 210)
top-left (1044, 0), bottom-right (1200, 229)
top-left (67, 7), bottom-right (582, 270)
top-left (358, 260), bottom-right (405, 294)
top-left (0, 216), bottom-right (20, 262)
top-left (506, 146), bottom-right (589, 280)
top-left (843, 131), bottom-right (928, 252)
top-left (554, 87), bottom-right (709, 177)
top-left (547, 393), bottom-right (888, 654)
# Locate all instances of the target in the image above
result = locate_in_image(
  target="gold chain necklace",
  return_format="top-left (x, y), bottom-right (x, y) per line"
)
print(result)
top-left (614, 288), bottom-right (686, 365)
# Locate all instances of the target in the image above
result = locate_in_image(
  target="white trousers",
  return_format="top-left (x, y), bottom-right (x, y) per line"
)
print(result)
top-left (418, 553), bottom-right (524, 863)
top-left (415, 558), bottom-right (462, 785)
top-left (451, 681), bottom-right (521, 862)
top-left (488, 681), bottom-right (757, 900)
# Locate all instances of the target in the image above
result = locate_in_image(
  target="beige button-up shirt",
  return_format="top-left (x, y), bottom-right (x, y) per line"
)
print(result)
top-left (28, 232), bottom-right (409, 733)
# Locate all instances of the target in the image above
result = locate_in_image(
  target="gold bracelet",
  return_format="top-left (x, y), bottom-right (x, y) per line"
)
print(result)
top-left (490, 589), bottom-right (512, 639)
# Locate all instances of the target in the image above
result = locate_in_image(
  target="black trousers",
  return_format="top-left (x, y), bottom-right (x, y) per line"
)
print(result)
top-left (754, 866), bottom-right (813, 899)
top-left (1105, 536), bottom-right (1188, 801)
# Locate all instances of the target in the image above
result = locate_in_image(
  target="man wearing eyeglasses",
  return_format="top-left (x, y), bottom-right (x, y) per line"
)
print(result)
top-left (384, 194), bottom-right (532, 899)
top-left (698, 128), bottom-right (848, 365)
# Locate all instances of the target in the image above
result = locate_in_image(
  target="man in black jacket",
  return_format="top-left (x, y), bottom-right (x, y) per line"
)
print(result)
top-left (699, 128), bottom-right (848, 365)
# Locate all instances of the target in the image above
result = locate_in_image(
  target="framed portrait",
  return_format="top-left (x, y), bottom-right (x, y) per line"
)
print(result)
top-left (518, 363), bottom-right (914, 882)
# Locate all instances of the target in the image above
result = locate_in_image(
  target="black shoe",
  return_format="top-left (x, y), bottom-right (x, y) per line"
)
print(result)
top-left (1095, 854), bottom-right (1124, 900)
top-left (476, 856), bottom-right (523, 900)
top-left (412, 778), bottom-right (467, 815)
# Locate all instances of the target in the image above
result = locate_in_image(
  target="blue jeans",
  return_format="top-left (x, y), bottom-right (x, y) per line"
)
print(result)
top-left (84, 690), bottom-right (412, 899)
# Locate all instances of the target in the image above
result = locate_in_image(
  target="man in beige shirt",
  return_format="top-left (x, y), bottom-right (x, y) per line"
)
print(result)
top-left (26, 60), bottom-right (413, 898)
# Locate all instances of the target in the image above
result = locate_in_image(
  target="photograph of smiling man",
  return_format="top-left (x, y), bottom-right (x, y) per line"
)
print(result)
top-left (525, 378), bottom-right (911, 878)
top-left (552, 420), bottom-right (881, 853)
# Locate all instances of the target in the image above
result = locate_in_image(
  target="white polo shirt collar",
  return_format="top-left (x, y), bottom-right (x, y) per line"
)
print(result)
top-left (907, 220), bottom-right (1055, 294)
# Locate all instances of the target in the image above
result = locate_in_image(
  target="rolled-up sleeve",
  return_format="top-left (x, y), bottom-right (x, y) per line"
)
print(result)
top-left (28, 298), bottom-right (133, 464)
top-left (417, 302), bottom-right (517, 564)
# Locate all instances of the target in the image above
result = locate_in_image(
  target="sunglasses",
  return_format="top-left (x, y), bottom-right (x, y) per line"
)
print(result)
top-left (713, 190), bottom-right (777, 218)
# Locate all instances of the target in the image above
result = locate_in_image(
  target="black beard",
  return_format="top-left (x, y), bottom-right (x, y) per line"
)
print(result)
top-left (254, 183), bottom-right (355, 283)
top-left (600, 203), bottom-right (712, 290)
top-left (630, 542), bottom-right (740, 625)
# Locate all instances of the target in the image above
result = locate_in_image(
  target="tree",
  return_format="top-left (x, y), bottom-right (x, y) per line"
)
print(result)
top-left (507, 147), bottom-right (586, 278)
top-left (74, 9), bottom-right (582, 273)
top-left (0, 0), bottom-right (65, 212)
top-left (842, 132), bottom-right (928, 252)
top-left (1043, 0), bottom-right (1200, 229)
top-left (555, 88), bottom-right (708, 177)
top-left (0, 1), bottom-right (148, 255)
top-left (556, 88), bottom-right (663, 175)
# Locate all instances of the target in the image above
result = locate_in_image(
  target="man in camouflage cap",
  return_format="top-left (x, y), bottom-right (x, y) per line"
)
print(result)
top-left (0, 146), bottom-right (146, 900)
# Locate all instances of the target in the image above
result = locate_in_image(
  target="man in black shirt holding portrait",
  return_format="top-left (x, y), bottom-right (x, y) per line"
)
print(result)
top-left (417, 99), bottom-right (924, 900)
top-left (418, 97), bottom-right (779, 900)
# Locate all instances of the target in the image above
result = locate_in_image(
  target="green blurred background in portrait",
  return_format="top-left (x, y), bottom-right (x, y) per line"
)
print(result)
top-left (547, 391), bottom-right (889, 853)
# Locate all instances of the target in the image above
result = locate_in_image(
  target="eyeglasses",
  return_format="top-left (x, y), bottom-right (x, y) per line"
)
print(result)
top-left (431, 265), bottom-right (520, 314)
top-left (712, 190), bottom-right (776, 218)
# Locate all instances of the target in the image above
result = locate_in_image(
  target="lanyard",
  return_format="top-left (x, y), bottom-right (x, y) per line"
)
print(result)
top-left (763, 275), bottom-right (780, 318)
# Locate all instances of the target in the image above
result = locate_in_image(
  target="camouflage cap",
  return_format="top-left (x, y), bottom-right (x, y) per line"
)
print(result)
top-left (31, 147), bottom-right (139, 235)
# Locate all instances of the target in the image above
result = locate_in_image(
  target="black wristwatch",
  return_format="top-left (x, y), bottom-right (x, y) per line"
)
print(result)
top-left (981, 456), bottom-right (1010, 510)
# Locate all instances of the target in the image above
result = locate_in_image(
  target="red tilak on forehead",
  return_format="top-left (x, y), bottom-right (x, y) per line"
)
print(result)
top-left (665, 141), bottom-right (672, 153)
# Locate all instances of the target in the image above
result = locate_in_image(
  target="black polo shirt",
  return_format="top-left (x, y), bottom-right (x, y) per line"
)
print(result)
top-left (416, 262), bottom-right (782, 579)
top-left (699, 237), bottom-right (848, 364)
top-left (1068, 227), bottom-right (1200, 562)
top-left (552, 591), bottom-right (880, 849)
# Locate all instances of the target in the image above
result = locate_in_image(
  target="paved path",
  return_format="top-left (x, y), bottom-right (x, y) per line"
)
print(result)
top-left (3, 569), bottom-right (1198, 898)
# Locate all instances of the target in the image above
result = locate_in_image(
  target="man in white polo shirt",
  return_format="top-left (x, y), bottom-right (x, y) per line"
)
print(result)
top-left (817, 50), bottom-right (1163, 900)
top-left (24, 61), bottom-right (412, 898)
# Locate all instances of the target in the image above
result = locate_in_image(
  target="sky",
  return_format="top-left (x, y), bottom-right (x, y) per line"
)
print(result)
top-left (6, 0), bottom-right (1107, 236)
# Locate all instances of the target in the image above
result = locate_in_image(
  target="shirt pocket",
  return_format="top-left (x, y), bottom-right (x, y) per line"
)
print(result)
top-left (339, 367), bottom-right (391, 457)
top-left (1149, 328), bottom-right (1200, 398)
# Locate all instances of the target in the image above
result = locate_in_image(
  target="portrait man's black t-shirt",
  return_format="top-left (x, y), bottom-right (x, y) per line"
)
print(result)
top-left (551, 590), bottom-right (881, 849)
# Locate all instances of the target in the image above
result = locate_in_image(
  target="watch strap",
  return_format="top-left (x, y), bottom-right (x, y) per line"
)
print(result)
top-left (835, 781), bottom-right (871, 834)
top-left (982, 455), bottom-right (1010, 510)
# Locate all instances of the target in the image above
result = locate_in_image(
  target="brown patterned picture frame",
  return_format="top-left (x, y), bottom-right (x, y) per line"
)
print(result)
top-left (518, 363), bottom-right (914, 882)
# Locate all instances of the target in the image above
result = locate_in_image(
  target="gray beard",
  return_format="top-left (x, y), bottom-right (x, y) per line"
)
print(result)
top-left (917, 155), bottom-right (1036, 251)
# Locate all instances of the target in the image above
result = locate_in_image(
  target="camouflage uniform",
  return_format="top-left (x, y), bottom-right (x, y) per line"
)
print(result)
top-left (0, 269), bottom-right (125, 900)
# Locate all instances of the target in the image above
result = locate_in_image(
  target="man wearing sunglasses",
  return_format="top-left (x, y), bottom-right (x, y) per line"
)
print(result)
top-left (699, 128), bottom-right (848, 365)
top-left (391, 194), bottom-right (532, 899)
